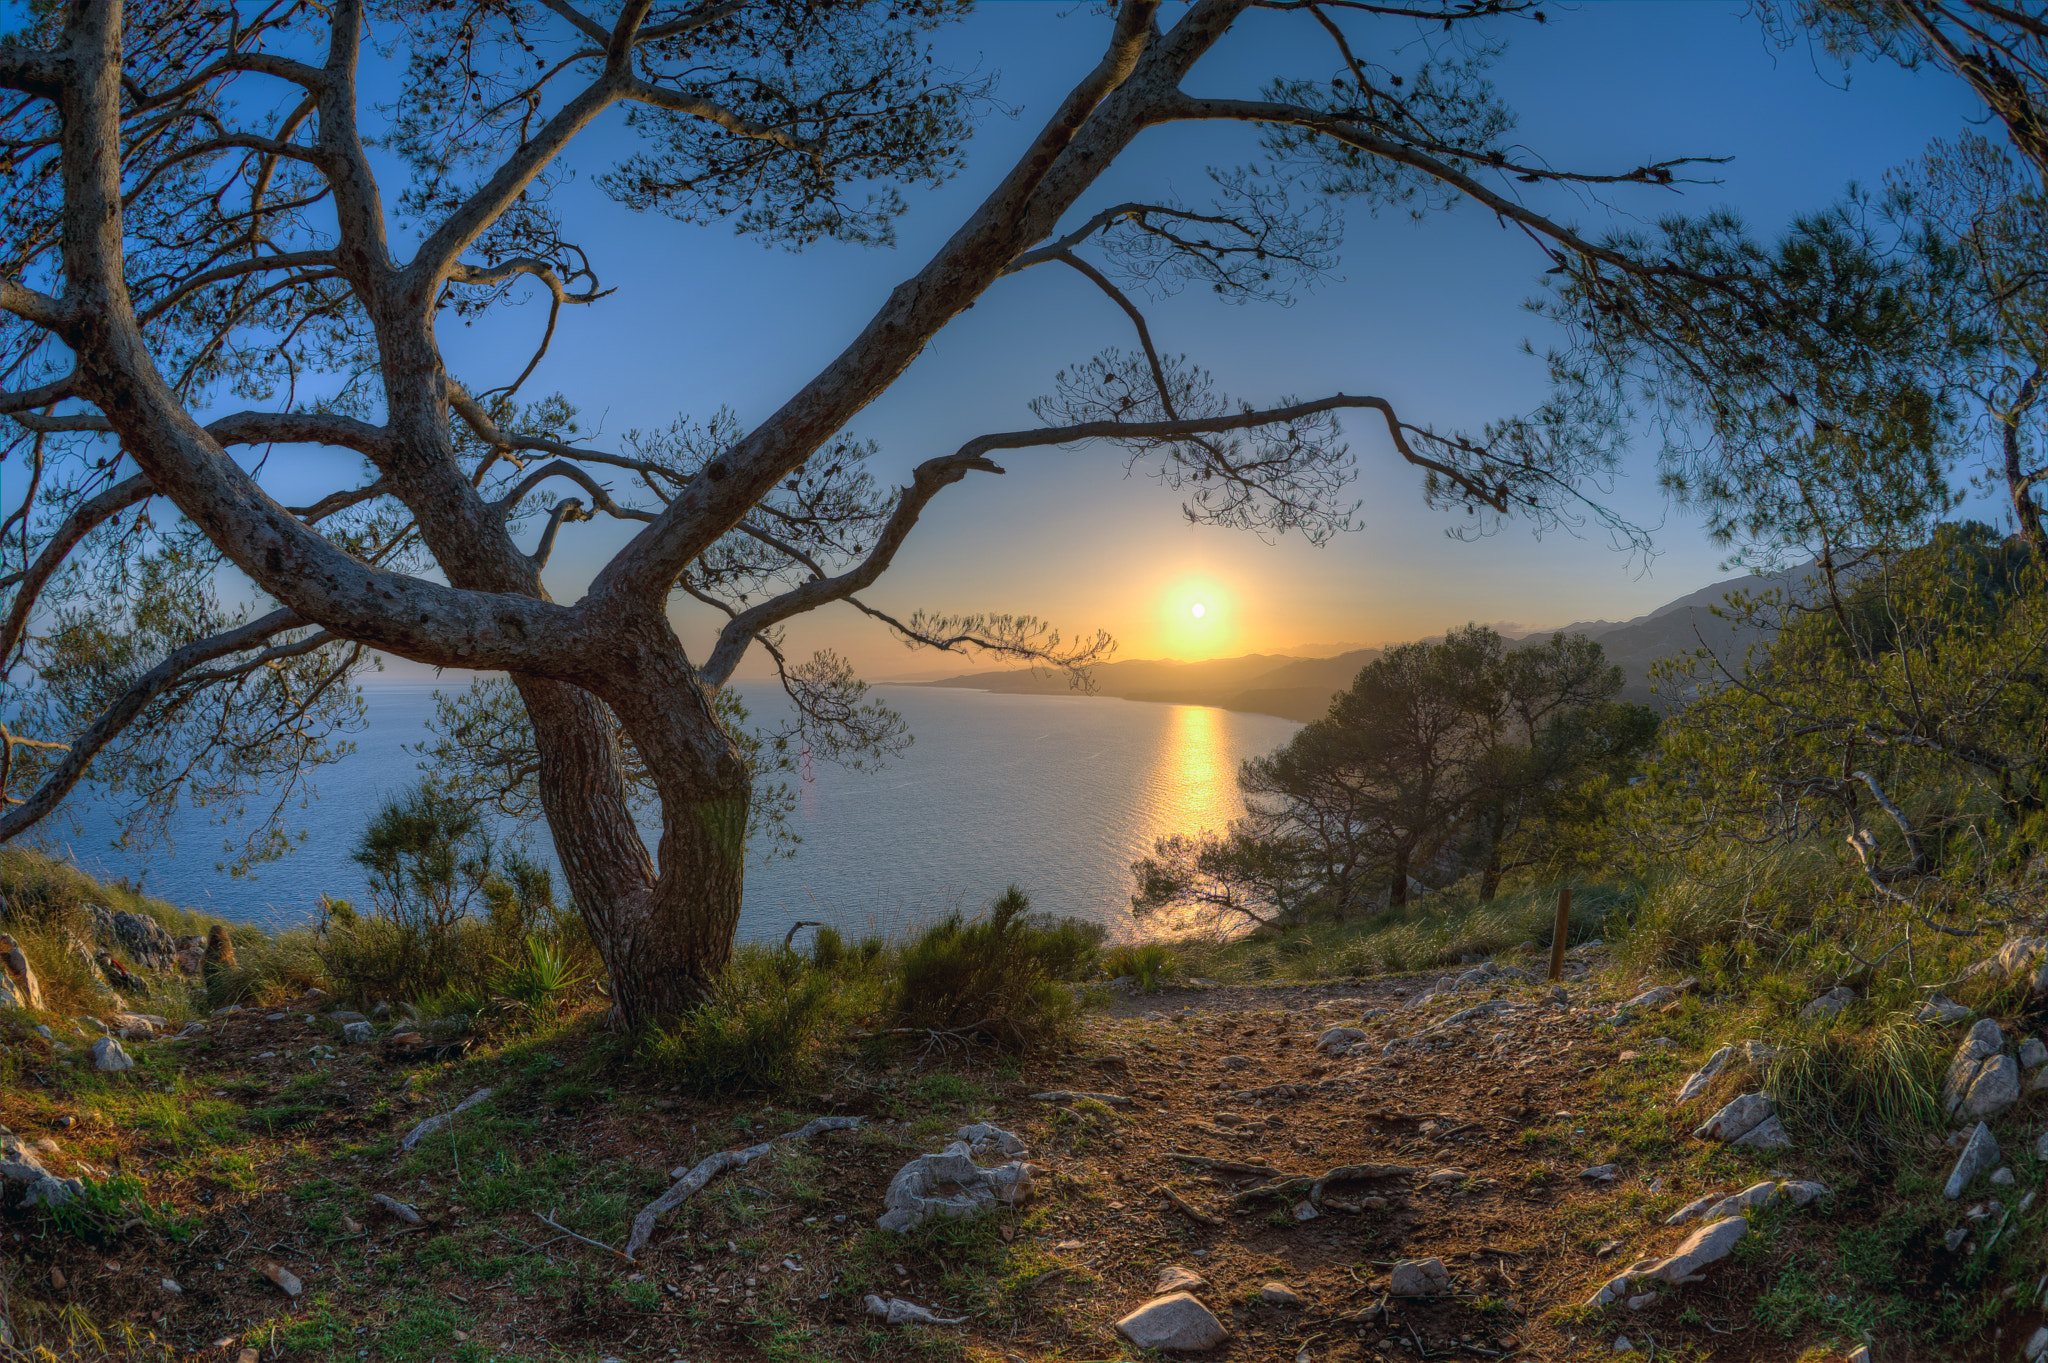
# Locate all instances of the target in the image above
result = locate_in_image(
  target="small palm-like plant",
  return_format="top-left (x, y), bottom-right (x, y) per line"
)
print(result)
top-left (491, 935), bottom-right (589, 1022)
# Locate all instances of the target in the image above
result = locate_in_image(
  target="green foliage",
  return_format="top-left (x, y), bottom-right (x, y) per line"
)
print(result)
top-left (42, 1174), bottom-right (189, 1247)
top-left (1102, 941), bottom-right (1176, 993)
top-left (891, 886), bottom-right (1103, 1048)
top-left (318, 782), bottom-right (582, 1009)
top-left (491, 934), bottom-right (589, 1022)
top-left (1134, 625), bottom-right (1653, 931)
top-left (1764, 1019), bottom-right (1945, 1157)
top-left (1180, 878), bottom-right (1622, 983)
top-left (642, 941), bottom-right (889, 1096)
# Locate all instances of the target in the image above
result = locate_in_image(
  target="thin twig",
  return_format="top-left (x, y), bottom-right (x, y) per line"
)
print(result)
top-left (535, 1210), bottom-right (626, 1259)
top-left (1153, 1182), bottom-right (1223, 1226)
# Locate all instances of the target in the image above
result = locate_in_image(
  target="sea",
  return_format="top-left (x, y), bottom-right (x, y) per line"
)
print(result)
top-left (37, 682), bottom-right (1300, 943)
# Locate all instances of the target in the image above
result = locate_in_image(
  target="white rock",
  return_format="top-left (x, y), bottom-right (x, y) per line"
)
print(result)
top-left (2025, 1326), bottom-right (2048, 1362)
top-left (1942, 1018), bottom-right (2006, 1116)
top-left (1674, 1046), bottom-right (1732, 1104)
top-left (1114, 1293), bottom-right (1228, 1350)
top-left (1694, 1092), bottom-right (1774, 1143)
top-left (1620, 978), bottom-right (1694, 1009)
top-left (0, 934), bottom-right (44, 1011)
top-left (1155, 1265), bottom-right (1206, 1294)
top-left (1586, 1218), bottom-right (1749, 1307)
top-left (1961, 1056), bottom-right (2021, 1120)
top-left (1779, 1180), bottom-right (1830, 1205)
top-left (1798, 987), bottom-right (1855, 1021)
top-left (1915, 994), bottom-right (1972, 1024)
top-left (1625, 1292), bottom-right (1658, 1311)
top-left (864, 1295), bottom-right (966, 1326)
top-left (1945, 1122), bottom-right (2000, 1200)
top-left (1260, 1281), bottom-right (1304, 1306)
top-left (21, 1175), bottom-right (83, 1208)
top-left (1699, 1180), bottom-right (1779, 1221)
top-left (89, 1037), bottom-right (133, 1072)
top-left (1663, 1192), bottom-right (1720, 1226)
top-left (2022, 1037), bottom-right (2048, 1069)
top-left (1730, 1114), bottom-right (1793, 1149)
top-left (1389, 1258), bottom-right (1451, 1297)
top-left (1316, 1027), bottom-right (1368, 1054)
top-left (1992, 1167), bottom-right (2016, 1186)
top-left (399, 1087), bottom-right (494, 1151)
top-left (341, 1020), bottom-right (373, 1044)
top-left (1581, 1164), bottom-right (1619, 1182)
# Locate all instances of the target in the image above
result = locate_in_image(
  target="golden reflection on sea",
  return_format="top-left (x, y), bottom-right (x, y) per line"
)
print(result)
top-left (1152, 702), bottom-right (1236, 845)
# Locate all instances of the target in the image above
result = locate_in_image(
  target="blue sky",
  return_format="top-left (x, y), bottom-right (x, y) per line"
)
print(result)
top-left (305, 3), bottom-right (1989, 677)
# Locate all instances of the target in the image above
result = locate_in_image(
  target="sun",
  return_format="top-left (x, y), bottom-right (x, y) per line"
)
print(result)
top-left (1190, 602), bottom-right (1207, 619)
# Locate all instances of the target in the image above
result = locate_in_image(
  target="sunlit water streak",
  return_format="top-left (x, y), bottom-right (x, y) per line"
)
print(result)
top-left (46, 683), bottom-right (1299, 942)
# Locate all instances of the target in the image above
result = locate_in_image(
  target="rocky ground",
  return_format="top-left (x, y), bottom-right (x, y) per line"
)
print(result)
top-left (0, 940), bottom-right (2038, 1361)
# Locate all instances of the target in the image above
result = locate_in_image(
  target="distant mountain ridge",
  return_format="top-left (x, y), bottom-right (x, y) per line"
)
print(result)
top-left (919, 562), bottom-right (1818, 722)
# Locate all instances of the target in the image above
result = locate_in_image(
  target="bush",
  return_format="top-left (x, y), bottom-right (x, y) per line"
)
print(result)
top-left (891, 886), bottom-right (1103, 1048)
top-left (317, 784), bottom-right (582, 1009)
top-left (642, 942), bottom-right (888, 1096)
top-left (1102, 941), bottom-right (1176, 993)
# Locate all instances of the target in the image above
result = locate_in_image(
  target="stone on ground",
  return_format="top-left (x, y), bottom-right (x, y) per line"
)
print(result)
top-left (1259, 1281), bottom-right (1303, 1306)
top-left (1730, 1114), bottom-right (1794, 1149)
top-left (1694, 1092), bottom-right (1774, 1143)
top-left (90, 1036), bottom-right (133, 1072)
top-left (1154, 1266), bottom-right (1206, 1294)
top-left (0, 934), bottom-right (43, 1010)
top-left (2022, 1036), bottom-right (2048, 1069)
top-left (1798, 986), bottom-right (1855, 1020)
top-left (1915, 993), bottom-right (1972, 1024)
top-left (1944, 1122), bottom-right (2000, 1200)
top-left (1389, 1258), bottom-right (1451, 1297)
top-left (1316, 1027), bottom-right (1367, 1054)
top-left (1959, 1055), bottom-right (2020, 1119)
top-left (1115, 1293), bottom-right (1229, 1351)
top-left (1941, 1018), bottom-right (2005, 1118)
top-left (1674, 1045), bottom-right (1731, 1104)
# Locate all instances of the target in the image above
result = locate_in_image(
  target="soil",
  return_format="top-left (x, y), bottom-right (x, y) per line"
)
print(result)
top-left (0, 951), bottom-right (1981, 1361)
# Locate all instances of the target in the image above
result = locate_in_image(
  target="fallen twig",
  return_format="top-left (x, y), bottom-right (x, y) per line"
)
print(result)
top-left (1169, 1153), bottom-right (1287, 1178)
top-left (536, 1210), bottom-right (626, 1259)
top-left (624, 1115), bottom-right (860, 1261)
top-left (1153, 1182), bottom-right (1222, 1226)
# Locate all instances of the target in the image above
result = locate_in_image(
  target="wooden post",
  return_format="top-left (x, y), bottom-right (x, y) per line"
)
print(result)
top-left (1547, 886), bottom-right (1572, 982)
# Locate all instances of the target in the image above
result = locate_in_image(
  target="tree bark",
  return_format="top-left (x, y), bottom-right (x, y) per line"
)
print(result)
top-left (1478, 803), bottom-right (1507, 903)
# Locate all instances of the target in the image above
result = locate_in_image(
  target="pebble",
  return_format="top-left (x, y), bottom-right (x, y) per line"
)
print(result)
top-left (1260, 1281), bottom-right (1304, 1307)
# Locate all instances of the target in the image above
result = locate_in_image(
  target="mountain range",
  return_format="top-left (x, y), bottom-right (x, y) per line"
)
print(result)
top-left (919, 563), bottom-right (1815, 723)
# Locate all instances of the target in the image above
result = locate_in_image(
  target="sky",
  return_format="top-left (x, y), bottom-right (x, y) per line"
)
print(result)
top-left (269, 2), bottom-right (1989, 681)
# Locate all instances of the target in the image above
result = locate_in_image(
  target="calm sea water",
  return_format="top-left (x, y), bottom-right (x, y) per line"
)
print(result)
top-left (40, 683), bottom-right (1299, 942)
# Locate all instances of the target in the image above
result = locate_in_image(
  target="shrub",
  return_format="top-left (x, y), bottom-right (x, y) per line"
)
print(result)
top-left (317, 786), bottom-right (573, 1008)
top-left (1102, 941), bottom-right (1176, 993)
top-left (640, 944), bottom-right (884, 1095)
top-left (891, 886), bottom-right (1103, 1047)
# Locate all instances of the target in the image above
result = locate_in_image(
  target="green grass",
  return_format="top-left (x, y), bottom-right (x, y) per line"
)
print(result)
top-left (1174, 878), bottom-right (1628, 983)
